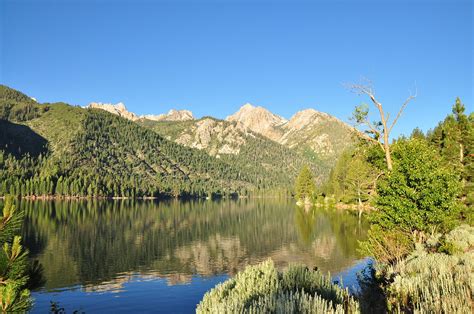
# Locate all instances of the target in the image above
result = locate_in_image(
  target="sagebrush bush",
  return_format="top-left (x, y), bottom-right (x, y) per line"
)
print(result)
top-left (381, 225), bottom-right (474, 313)
top-left (197, 260), bottom-right (359, 313)
top-left (441, 224), bottom-right (474, 253)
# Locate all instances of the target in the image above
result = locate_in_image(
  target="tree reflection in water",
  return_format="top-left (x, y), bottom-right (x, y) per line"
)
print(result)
top-left (19, 199), bottom-right (369, 292)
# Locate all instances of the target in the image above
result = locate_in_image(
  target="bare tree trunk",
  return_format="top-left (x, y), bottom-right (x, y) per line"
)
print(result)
top-left (376, 95), bottom-right (394, 171)
top-left (384, 142), bottom-right (393, 171)
top-left (348, 80), bottom-right (415, 172)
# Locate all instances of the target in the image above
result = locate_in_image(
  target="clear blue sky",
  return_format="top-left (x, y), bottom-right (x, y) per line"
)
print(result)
top-left (1, 0), bottom-right (472, 137)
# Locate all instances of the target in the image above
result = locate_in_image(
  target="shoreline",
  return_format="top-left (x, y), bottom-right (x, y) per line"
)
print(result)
top-left (1, 195), bottom-right (375, 212)
top-left (0, 194), bottom-right (291, 201)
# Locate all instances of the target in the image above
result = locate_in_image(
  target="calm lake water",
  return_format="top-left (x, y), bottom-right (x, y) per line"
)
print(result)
top-left (19, 199), bottom-right (369, 313)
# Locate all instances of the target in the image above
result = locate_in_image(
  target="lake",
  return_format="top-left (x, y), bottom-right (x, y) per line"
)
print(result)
top-left (19, 198), bottom-right (369, 313)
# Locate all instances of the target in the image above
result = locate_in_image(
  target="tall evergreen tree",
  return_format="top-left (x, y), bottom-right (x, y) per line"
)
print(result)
top-left (429, 98), bottom-right (474, 206)
top-left (295, 165), bottom-right (316, 204)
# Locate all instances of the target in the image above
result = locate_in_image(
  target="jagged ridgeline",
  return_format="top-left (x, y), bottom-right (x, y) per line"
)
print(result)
top-left (0, 85), bottom-right (320, 198)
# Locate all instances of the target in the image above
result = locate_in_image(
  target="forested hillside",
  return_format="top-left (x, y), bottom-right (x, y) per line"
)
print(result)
top-left (0, 85), bottom-right (321, 198)
top-left (141, 117), bottom-right (325, 183)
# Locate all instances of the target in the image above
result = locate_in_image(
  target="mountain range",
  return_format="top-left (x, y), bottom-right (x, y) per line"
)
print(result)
top-left (0, 85), bottom-right (357, 198)
top-left (91, 100), bottom-right (356, 169)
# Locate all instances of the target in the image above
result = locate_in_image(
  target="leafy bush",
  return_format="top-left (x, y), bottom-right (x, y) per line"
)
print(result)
top-left (197, 260), bottom-right (359, 313)
top-left (360, 139), bottom-right (463, 264)
top-left (373, 139), bottom-right (462, 233)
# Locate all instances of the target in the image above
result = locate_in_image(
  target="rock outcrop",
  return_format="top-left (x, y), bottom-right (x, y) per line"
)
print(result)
top-left (88, 103), bottom-right (194, 123)
top-left (87, 102), bottom-right (139, 121)
top-left (142, 109), bottom-right (194, 122)
top-left (174, 118), bottom-right (250, 157)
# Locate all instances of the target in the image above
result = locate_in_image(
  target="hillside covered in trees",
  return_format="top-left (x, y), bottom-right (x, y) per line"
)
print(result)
top-left (141, 117), bottom-right (326, 182)
top-left (0, 85), bottom-right (323, 198)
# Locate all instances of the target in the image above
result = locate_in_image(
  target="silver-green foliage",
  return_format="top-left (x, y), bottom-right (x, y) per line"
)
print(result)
top-left (383, 225), bottom-right (474, 313)
top-left (197, 260), bottom-right (359, 313)
top-left (442, 224), bottom-right (474, 253)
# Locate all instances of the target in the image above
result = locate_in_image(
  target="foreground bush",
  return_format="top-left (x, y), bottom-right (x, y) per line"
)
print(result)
top-left (380, 225), bottom-right (473, 313)
top-left (197, 260), bottom-right (359, 313)
top-left (0, 197), bottom-right (32, 312)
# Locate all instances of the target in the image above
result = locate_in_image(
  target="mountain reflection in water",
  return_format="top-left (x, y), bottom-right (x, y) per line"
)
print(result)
top-left (19, 199), bottom-right (369, 313)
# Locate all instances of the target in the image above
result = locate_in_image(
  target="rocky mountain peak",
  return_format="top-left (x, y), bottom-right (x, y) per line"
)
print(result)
top-left (87, 102), bottom-right (139, 121)
top-left (227, 103), bottom-right (286, 123)
top-left (142, 109), bottom-right (194, 122)
top-left (115, 102), bottom-right (126, 111)
top-left (225, 103), bottom-right (287, 141)
top-left (286, 109), bottom-right (327, 131)
top-left (241, 102), bottom-right (255, 110)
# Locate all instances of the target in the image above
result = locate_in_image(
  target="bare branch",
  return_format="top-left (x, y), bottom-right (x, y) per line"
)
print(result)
top-left (345, 79), bottom-right (375, 98)
top-left (347, 81), bottom-right (385, 120)
top-left (364, 120), bottom-right (381, 139)
top-left (388, 88), bottom-right (417, 135)
top-left (349, 125), bottom-right (384, 150)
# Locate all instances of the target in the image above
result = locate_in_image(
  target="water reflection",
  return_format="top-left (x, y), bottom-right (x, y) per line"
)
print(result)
top-left (20, 199), bottom-right (368, 293)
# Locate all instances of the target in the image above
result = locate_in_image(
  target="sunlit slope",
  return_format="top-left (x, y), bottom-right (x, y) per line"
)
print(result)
top-left (0, 85), bottom-right (316, 196)
top-left (141, 117), bottom-right (326, 184)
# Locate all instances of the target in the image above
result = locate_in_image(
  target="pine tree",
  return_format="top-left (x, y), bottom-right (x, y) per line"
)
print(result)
top-left (0, 197), bottom-right (32, 312)
top-left (429, 98), bottom-right (474, 207)
top-left (295, 165), bottom-right (316, 204)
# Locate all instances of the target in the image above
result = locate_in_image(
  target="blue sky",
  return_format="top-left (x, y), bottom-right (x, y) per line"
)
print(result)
top-left (1, 0), bottom-right (472, 137)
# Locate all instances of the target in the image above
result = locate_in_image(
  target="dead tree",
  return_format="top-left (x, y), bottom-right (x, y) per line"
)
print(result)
top-left (348, 79), bottom-right (416, 171)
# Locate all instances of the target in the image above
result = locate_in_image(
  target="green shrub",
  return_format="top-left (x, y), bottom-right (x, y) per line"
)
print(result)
top-left (197, 260), bottom-right (359, 313)
top-left (360, 139), bottom-right (463, 264)
top-left (373, 139), bottom-right (462, 234)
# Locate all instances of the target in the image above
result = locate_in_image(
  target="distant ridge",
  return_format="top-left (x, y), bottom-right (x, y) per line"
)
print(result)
top-left (87, 99), bottom-right (357, 170)
top-left (88, 102), bottom-right (139, 121)
top-left (87, 102), bottom-right (194, 122)
top-left (142, 109), bottom-right (194, 122)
